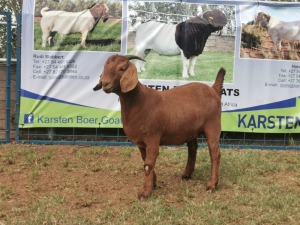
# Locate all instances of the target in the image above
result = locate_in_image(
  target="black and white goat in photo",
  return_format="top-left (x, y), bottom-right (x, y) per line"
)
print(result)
top-left (134, 10), bottom-right (227, 78)
top-left (40, 3), bottom-right (109, 47)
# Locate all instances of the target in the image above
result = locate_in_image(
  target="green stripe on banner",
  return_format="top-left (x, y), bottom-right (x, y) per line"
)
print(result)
top-left (222, 98), bottom-right (300, 133)
top-left (19, 97), bottom-right (122, 128)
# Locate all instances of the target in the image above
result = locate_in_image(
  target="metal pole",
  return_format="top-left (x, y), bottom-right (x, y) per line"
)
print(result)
top-left (3, 12), bottom-right (12, 142)
top-left (15, 13), bottom-right (22, 142)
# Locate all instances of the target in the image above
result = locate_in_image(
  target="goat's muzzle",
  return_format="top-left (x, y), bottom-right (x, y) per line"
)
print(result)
top-left (101, 82), bottom-right (114, 93)
top-left (103, 16), bottom-right (109, 22)
top-left (93, 82), bottom-right (102, 91)
top-left (93, 81), bottom-right (114, 93)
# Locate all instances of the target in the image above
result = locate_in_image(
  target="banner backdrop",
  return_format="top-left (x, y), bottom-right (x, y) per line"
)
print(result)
top-left (20, 0), bottom-right (300, 133)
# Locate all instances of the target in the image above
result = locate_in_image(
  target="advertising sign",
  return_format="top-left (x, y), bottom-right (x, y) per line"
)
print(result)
top-left (20, 0), bottom-right (300, 133)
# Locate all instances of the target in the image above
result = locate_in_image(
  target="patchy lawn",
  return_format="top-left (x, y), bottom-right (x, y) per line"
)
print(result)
top-left (0, 144), bottom-right (299, 224)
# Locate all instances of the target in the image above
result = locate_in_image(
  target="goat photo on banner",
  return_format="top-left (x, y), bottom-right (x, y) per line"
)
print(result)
top-left (33, 0), bottom-right (122, 51)
top-left (240, 5), bottom-right (300, 61)
top-left (127, 1), bottom-right (236, 83)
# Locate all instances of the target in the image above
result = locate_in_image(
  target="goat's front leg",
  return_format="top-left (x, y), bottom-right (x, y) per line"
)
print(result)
top-left (135, 49), bottom-right (149, 72)
top-left (277, 39), bottom-right (283, 51)
top-left (188, 56), bottom-right (197, 77)
top-left (80, 31), bottom-right (89, 48)
top-left (181, 51), bottom-right (189, 78)
top-left (271, 36), bottom-right (279, 51)
top-left (138, 144), bottom-right (159, 199)
top-left (182, 138), bottom-right (197, 179)
top-left (138, 146), bottom-right (156, 189)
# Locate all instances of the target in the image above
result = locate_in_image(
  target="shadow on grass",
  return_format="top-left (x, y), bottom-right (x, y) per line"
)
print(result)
top-left (86, 38), bottom-right (121, 46)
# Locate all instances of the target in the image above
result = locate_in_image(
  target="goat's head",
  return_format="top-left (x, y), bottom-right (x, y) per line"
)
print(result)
top-left (202, 10), bottom-right (227, 30)
top-left (93, 55), bottom-right (145, 94)
top-left (90, 3), bottom-right (109, 22)
top-left (255, 12), bottom-right (270, 29)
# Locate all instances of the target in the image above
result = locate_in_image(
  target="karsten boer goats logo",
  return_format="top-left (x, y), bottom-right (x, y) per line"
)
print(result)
top-left (24, 114), bottom-right (34, 124)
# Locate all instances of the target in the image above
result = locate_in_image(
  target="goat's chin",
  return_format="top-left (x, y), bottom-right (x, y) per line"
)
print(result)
top-left (102, 87), bottom-right (114, 93)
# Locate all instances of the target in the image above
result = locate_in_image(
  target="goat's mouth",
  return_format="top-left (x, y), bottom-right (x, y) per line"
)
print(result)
top-left (103, 16), bottom-right (109, 22)
top-left (102, 86), bottom-right (114, 93)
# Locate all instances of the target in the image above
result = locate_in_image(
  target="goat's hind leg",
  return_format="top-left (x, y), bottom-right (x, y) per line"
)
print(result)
top-left (205, 127), bottom-right (221, 191)
top-left (48, 32), bottom-right (56, 47)
top-left (182, 138), bottom-right (197, 179)
top-left (135, 49), bottom-right (150, 72)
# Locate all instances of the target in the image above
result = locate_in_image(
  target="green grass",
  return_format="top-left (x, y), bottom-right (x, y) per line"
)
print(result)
top-left (0, 144), bottom-right (299, 224)
top-left (127, 49), bottom-right (234, 83)
top-left (34, 21), bottom-right (122, 52)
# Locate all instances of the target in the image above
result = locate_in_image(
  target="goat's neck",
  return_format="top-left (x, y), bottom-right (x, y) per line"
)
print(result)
top-left (119, 82), bottom-right (147, 109)
top-left (119, 82), bottom-right (158, 124)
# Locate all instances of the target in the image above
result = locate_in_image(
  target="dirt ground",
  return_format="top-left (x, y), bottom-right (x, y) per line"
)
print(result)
top-left (0, 145), bottom-right (143, 217)
top-left (0, 144), bottom-right (213, 221)
top-left (0, 144), bottom-right (299, 224)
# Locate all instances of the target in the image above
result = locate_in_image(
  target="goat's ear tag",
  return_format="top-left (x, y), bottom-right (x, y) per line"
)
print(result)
top-left (120, 63), bottom-right (138, 93)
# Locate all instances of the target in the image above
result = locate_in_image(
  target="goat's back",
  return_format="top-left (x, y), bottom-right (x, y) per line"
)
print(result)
top-left (135, 21), bottom-right (180, 55)
top-left (148, 83), bottom-right (221, 144)
top-left (40, 9), bottom-right (94, 34)
top-left (161, 82), bottom-right (221, 118)
top-left (268, 17), bottom-right (300, 40)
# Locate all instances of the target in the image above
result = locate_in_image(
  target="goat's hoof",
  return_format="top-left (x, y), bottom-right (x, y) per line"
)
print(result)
top-left (153, 183), bottom-right (157, 189)
top-left (206, 182), bottom-right (218, 192)
top-left (206, 189), bottom-right (213, 194)
top-left (181, 174), bottom-right (192, 180)
top-left (138, 193), bottom-right (150, 200)
top-left (138, 189), bottom-right (152, 200)
top-left (182, 72), bottom-right (189, 78)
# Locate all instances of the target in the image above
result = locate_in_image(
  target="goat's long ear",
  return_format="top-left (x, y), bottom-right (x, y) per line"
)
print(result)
top-left (203, 10), bottom-right (227, 27)
top-left (120, 62), bottom-right (138, 93)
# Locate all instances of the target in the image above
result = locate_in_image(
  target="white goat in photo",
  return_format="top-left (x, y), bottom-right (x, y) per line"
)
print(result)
top-left (256, 12), bottom-right (300, 51)
top-left (40, 3), bottom-right (109, 48)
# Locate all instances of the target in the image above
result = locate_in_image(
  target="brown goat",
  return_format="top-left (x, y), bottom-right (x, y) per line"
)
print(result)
top-left (93, 54), bottom-right (226, 199)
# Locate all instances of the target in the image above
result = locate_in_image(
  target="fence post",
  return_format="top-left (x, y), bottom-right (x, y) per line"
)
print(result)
top-left (15, 13), bottom-right (22, 142)
top-left (1, 12), bottom-right (12, 143)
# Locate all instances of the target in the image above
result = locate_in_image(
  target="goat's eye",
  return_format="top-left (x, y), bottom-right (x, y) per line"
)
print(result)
top-left (120, 66), bottom-right (126, 72)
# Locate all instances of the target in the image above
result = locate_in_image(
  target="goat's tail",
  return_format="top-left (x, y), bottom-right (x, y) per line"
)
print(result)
top-left (212, 67), bottom-right (226, 96)
top-left (41, 7), bottom-right (50, 16)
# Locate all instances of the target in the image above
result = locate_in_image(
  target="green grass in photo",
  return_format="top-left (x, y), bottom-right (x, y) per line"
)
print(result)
top-left (127, 49), bottom-right (234, 83)
top-left (34, 21), bottom-right (122, 52)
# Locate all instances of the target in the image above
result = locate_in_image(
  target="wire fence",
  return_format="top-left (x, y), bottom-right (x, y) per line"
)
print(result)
top-left (16, 127), bottom-right (300, 150)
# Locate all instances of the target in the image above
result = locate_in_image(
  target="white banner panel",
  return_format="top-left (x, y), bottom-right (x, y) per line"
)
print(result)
top-left (20, 0), bottom-right (300, 133)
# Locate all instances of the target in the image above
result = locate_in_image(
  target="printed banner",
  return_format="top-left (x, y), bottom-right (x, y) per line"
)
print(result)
top-left (20, 0), bottom-right (300, 133)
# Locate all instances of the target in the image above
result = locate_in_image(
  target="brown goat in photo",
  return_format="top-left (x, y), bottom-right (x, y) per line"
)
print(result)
top-left (93, 55), bottom-right (225, 199)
